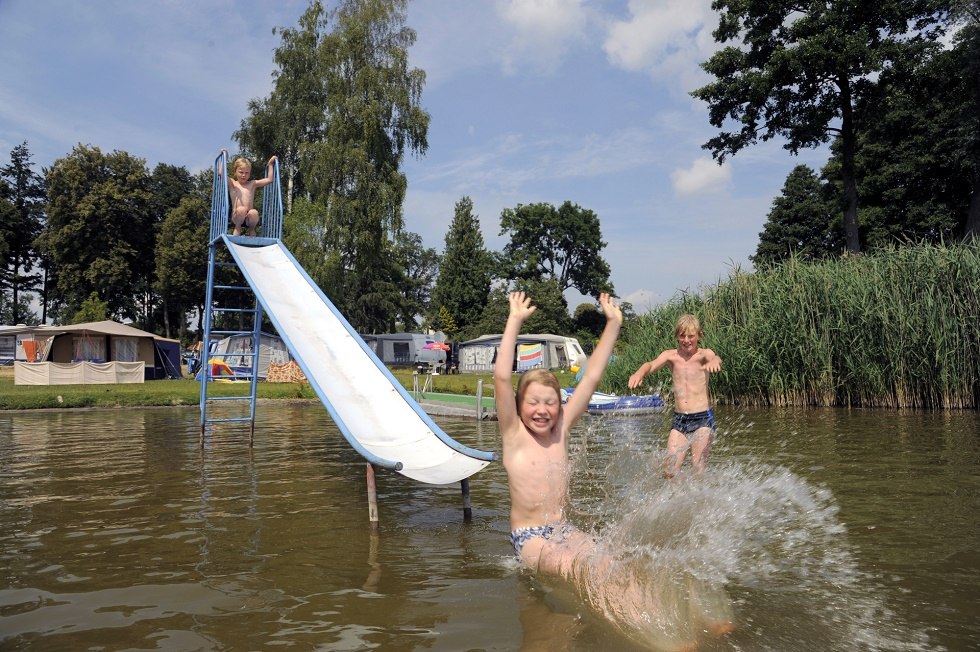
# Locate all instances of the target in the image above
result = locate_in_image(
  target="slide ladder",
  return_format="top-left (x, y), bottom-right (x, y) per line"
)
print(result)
top-left (198, 150), bottom-right (282, 442)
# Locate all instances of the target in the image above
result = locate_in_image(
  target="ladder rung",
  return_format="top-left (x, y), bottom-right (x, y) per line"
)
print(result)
top-left (214, 285), bottom-right (250, 290)
top-left (214, 308), bottom-right (257, 314)
top-left (210, 330), bottom-right (255, 335)
top-left (206, 416), bottom-right (255, 423)
top-left (206, 395), bottom-right (253, 402)
top-left (207, 352), bottom-right (255, 358)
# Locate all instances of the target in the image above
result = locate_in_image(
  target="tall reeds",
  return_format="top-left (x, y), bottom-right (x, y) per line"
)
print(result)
top-left (611, 242), bottom-right (980, 409)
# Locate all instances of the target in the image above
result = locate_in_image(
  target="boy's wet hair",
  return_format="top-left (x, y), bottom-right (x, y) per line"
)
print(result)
top-left (675, 313), bottom-right (702, 338)
top-left (516, 368), bottom-right (561, 406)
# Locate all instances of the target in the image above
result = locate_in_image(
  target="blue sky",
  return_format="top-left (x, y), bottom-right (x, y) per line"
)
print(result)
top-left (0, 0), bottom-right (829, 314)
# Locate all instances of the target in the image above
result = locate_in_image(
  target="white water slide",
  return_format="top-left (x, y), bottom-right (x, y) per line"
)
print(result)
top-left (223, 236), bottom-right (497, 484)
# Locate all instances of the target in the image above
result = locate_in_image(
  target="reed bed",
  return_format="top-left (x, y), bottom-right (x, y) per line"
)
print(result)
top-left (611, 242), bottom-right (980, 409)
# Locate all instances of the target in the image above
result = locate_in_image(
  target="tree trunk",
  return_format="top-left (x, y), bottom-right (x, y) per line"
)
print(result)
top-left (163, 298), bottom-right (171, 339)
top-left (839, 73), bottom-right (861, 254)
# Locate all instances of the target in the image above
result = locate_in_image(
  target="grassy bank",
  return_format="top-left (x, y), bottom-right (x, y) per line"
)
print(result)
top-left (609, 242), bottom-right (980, 409)
top-left (0, 367), bottom-right (514, 411)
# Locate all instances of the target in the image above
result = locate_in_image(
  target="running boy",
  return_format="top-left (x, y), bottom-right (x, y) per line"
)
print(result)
top-left (219, 148), bottom-right (278, 236)
top-left (628, 314), bottom-right (721, 478)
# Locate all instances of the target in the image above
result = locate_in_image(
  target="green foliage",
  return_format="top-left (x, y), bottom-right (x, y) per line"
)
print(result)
top-left (693, 0), bottom-right (945, 254)
top-left (71, 292), bottom-right (109, 324)
top-left (392, 230), bottom-right (438, 329)
top-left (430, 196), bottom-right (493, 334)
top-left (38, 144), bottom-right (154, 323)
top-left (154, 195), bottom-right (210, 339)
top-left (498, 200), bottom-right (613, 296)
top-left (235, 0), bottom-right (328, 212)
top-left (613, 242), bottom-right (980, 409)
top-left (753, 165), bottom-right (843, 265)
top-left (466, 279), bottom-right (572, 341)
top-left (0, 142), bottom-right (46, 323)
top-left (433, 305), bottom-right (459, 338)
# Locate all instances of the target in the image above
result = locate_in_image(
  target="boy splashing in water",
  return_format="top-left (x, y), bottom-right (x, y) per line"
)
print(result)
top-left (495, 293), bottom-right (734, 650)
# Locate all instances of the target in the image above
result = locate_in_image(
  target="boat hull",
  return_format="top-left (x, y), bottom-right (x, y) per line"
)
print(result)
top-left (562, 388), bottom-right (665, 416)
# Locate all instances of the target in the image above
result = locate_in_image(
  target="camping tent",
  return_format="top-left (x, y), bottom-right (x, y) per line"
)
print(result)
top-left (7, 320), bottom-right (182, 385)
top-left (203, 332), bottom-right (290, 379)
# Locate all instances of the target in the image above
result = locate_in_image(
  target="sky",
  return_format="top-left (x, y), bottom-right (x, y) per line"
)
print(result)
top-left (0, 0), bottom-right (831, 314)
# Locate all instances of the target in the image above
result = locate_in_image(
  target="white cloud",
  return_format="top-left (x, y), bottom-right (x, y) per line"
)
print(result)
top-left (495, 0), bottom-right (590, 74)
top-left (670, 157), bottom-right (730, 196)
top-left (602, 0), bottom-right (717, 92)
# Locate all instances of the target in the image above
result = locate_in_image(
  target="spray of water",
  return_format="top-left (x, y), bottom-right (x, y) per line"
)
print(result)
top-left (547, 417), bottom-right (941, 651)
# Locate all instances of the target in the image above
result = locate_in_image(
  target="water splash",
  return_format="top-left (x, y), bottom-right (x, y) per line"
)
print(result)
top-left (553, 418), bottom-right (941, 651)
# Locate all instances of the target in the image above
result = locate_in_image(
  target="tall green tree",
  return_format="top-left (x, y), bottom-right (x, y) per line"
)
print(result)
top-left (0, 142), bottom-right (46, 324)
top-left (154, 195), bottom-right (210, 341)
top-left (149, 163), bottom-right (193, 220)
top-left (692, 0), bottom-right (945, 254)
top-left (243, 0), bottom-right (429, 332)
top-left (753, 165), bottom-right (843, 265)
top-left (430, 196), bottom-right (493, 337)
top-left (37, 145), bottom-right (153, 323)
top-left (498, 200), bottom-right (614, 296)
top-left (305, 0), bottom-right (429, 333)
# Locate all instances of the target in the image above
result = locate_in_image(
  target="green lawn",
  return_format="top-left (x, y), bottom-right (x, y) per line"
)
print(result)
top-left (0, 366), bottom-right (546, 411)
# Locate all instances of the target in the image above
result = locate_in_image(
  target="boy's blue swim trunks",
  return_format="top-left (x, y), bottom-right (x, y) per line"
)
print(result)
top-left (671, 409), bottom-right (715, 435)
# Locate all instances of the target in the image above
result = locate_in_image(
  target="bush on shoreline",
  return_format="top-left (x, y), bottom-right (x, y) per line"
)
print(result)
top-left (610, 242), bottom-right (980, 409)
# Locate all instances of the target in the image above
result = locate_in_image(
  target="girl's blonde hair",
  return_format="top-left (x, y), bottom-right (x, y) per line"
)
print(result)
top-left (516, 368), bottom-right (562, 406)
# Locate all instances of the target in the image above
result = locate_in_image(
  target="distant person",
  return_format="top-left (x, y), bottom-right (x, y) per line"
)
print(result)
top-left (495, 293), bottom-right (734, 648)
top-left (628, 313), bottom-right (721, 478)
top-left (219, 149), bottom-right (277, 236)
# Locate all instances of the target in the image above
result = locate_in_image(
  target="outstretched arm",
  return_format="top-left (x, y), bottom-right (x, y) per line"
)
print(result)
top-left (564, 293), bottom-right (622, 424)
top-left (255, 155), bottom-right (278, 188)
top-left (701, 348), bottom-right (722, 373)
top-left (628, 350), bottom-right (671, 389)
top-left (494, 292), bottom-right (535, 433)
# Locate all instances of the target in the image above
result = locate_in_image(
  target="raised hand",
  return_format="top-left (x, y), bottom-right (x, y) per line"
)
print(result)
top-left (508, 291), bottom-right (536, 322)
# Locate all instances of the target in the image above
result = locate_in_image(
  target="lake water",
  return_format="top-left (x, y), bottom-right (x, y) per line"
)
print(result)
top-left (0, 404), bottom-right (977, 651)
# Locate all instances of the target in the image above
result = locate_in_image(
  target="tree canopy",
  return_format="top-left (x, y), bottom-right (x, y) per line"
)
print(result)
top-left (239, 0), bottom-right (429, 333)
top-left (753, 165), bottom-right (842, 265)
top-left (498, 200), bottom-right (613, 297)
top-left (693, 0), bottom-right (946, 254)
top-left (38, 145), bottom-right (154, 323)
